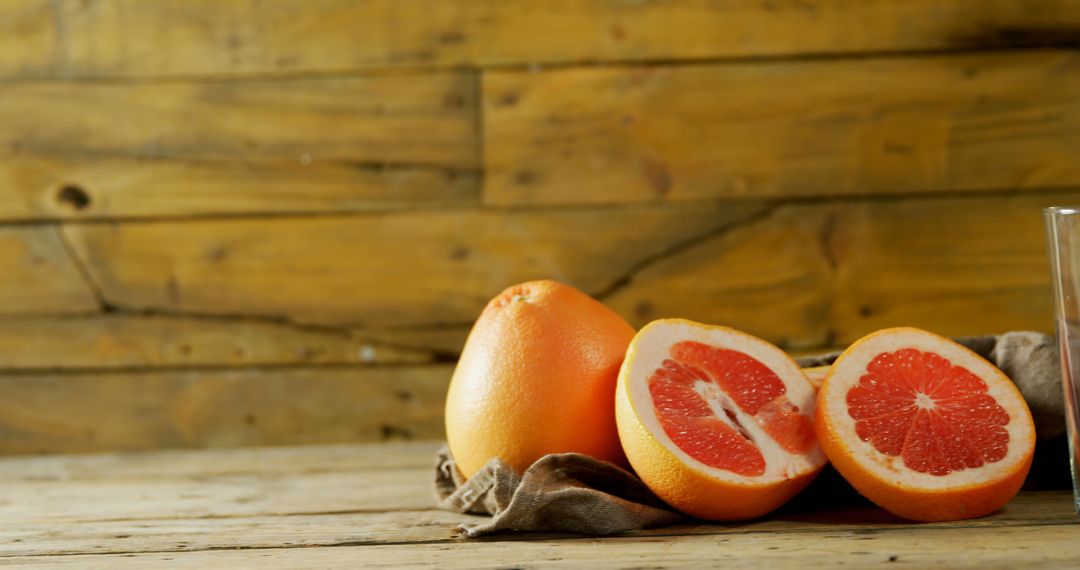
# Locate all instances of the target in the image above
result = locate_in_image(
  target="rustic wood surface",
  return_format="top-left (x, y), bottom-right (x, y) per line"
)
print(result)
top-left (4, 0), bottom-right (1080, 77)
top-left (0, 314), bottom-right (440, 371)
top-left (0, 226), bottom-right (97, 315)
top-left (64, 192), bottom-right (1067, 341)
top-left (0, 366), bottom-right (452, 454)
top-left (1, 0), bottom-right (1079, 454)
top-left (1, 190), bottom-right (1072, 453)
top-left (0, 441), bottom-right (1075, 568)
top-left (0, 73), bottom-right (478, 220)
top-left (485, 50), bottom-right (1080, 205)
top-left (0, 73), bottom-right (478, 167)
top-left (61, 203), bottom-right (758, 327)
top-left (0, 156), bottom-right (479, 221)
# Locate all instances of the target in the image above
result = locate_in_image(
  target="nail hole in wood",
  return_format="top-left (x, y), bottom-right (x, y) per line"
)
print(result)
top-left (57, 185), bottom-right (91, 210)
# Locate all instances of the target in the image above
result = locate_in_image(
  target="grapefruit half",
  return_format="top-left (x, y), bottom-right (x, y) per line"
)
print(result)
top-left (616, 319), bottom-right (826, 520)
top-left (815, 327), bottom-right (1035, 521)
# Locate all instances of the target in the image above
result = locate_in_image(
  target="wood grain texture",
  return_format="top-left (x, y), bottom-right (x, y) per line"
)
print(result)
top-left (12, 525), bottom-right (1066, 569)
top-left (0, 442), bottom-right (1073, 557)
top-left (3, 496), bottom-right (1072, 558)
top-left (59, 192), bottom-right (1065, 347)
top-left (0, 366), bottom-right (451, 454)
top-left (1, 511), bottom-right (483, 557)
top-left (63, 203), bottom-right (765, 327)
top-left (0, 467), bottom-right (439, 524)
top-left (0, 156), bottom-right (478, 221)
top-left (0, 1), bottom-right (1077, 464)
top-left (0, 226), bottom-right (97, 315)
top-left (0, 70), bottom-right (477, 179)
top-left (354, 326), bottom-right (471, 360)
top-left (485, 51), bottom-right (1080, 205)
top-left (0, 441), bottom-right (441, 481)
top-left (0, 443), bottom-right (1075, 567)
top-left (5, 0), bottom-right (1080, 77)
top-left (0, 1), bottom-right (56, 77)
top-left (601, 192), bottom-right (1064, 350)
top-left (0, 314), bottom-right (442, 371)
top-left (0, 193), bottom-right (1063, 454)
top-left (0, 72), bottom-right (478, 219)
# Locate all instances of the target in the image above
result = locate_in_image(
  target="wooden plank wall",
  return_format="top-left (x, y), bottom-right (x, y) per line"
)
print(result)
top-left (1, 0), bottom-right (1078, 454)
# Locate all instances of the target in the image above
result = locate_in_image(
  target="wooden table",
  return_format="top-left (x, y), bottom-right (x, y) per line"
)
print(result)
top-left (1, 441), bottom-right (1077, 568)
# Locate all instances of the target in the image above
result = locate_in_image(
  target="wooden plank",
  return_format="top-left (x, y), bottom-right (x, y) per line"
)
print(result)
top-left (0, 441), bottom-right (442, 481)
top-left (0, 443), bottom-right (442, 521)
top-left (0, 156), bottom-right (478, 221)
top-left (354, 326), bottom-right (471, 360)
top-left (601, 191), bottom-right (1066, 350)
top-left (0, 510), bottom-right (485, 558)
top-left (0, 1), bottom-right (57, 77)
top-left (63, 203), bottom-right (765, 327)
top-left (0, 442), bottom-right (1072, 557)
top-left (0, 73), bottom-right (477, 176)
top-left (0, 365), bottom-right (452, 454)
top-left (63, 192), bottom-right (1066, 345)
top-left (0, 468), bottom-right (436, 523)
top-left (0, 70), bottom-right (478, 219)
top-left (3, 523), bottom-right (1078, 568)
top-left (0, 226), bottom-right (97, 315)
top-left (2, 492), bottom-right (1074, 558)
top-left (828, 196), bottom-right (1055, 344)
top-left (6, 0), bottom-right (1080, 77)
top-left (484, 51), bottom-right (1080, 205)
top-left (0, 314), bottom-right (441, 370)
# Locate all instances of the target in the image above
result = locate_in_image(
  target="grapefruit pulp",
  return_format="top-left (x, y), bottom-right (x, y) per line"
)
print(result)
top-left (616, 319), bottom-right (826, 520)
top-left (815, 327), bottom-right (1035, 521)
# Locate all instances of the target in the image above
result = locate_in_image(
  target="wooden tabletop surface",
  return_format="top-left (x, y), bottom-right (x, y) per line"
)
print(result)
top-left (1, 441), bottom-right (1077, 568)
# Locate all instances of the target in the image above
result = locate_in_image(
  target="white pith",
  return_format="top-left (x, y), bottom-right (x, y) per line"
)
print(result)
top-left (822, 329), bottom-right (1035, 489)
top-left (625, 320), bottom-right (826, 483)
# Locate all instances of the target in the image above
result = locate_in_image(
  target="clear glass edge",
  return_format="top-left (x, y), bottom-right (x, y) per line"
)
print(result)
top-left (1042, 213), bottom-right (1080, 515)
top-left (1044, 206), bottom-right (1080, 216)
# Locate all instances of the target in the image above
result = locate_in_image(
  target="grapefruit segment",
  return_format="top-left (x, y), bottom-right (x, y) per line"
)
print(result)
top-left (616, 319), bottom-right (826, 520)
top-left (815, 327), bottom-right (1035, 522)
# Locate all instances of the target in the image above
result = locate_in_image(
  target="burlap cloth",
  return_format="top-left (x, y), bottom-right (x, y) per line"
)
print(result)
top-left (434, 332), bottom-right (1067, 537)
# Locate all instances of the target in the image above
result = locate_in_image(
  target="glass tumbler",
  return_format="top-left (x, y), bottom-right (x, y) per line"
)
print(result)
top-left (1043, 206), bottom-right (1080, 514)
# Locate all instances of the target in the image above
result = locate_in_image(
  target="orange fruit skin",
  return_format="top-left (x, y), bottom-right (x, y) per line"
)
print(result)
top-left (445, 280), bottom-right (635, 478)
top-left (814, 327), bottom-right (1036, 522)
top-left (815, 410), bottom-right (1032, 522)
top-left (615, 320), bottom-right (823, 521)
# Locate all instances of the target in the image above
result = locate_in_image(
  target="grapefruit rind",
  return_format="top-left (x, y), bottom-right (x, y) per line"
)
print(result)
top-left (616, 319), bottom-right (826, 520)
top-left (801, 365), bottom-right (829, 390)
top-left (816, 327), bottom-right (1035, 521)
top-left (445, 280), bottom-right (633, 478)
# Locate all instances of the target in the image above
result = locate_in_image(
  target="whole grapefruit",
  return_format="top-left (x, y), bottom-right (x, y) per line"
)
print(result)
top-left (445, 280), bottom-right (635, 477)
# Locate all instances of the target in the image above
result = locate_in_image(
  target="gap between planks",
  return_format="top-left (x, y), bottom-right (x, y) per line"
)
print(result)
top-left (3, 44), bottom-right (1079, 85)
top-left (0, 185), bottom-right (1076, 226)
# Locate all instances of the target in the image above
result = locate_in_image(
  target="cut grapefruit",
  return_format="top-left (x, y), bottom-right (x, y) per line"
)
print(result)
top-left (815, 327), bottom-right (1035, 522)
top-left (616, 319), bottom-right (826, 520)
top-left (802, 365), bottom-right (830, 390)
